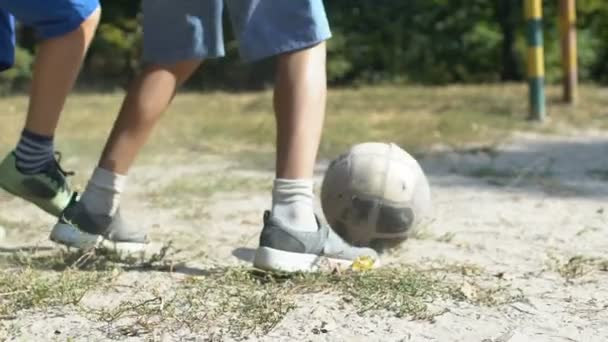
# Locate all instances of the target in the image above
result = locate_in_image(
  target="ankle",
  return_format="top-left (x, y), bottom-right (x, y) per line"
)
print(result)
top-left (271, 178), bottom-right (317, 231)
top-left (80, 167), bottom-right (127, 216)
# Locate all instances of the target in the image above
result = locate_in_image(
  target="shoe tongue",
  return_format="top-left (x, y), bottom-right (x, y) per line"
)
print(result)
top-left (42, 159), bottom-right (65, 178)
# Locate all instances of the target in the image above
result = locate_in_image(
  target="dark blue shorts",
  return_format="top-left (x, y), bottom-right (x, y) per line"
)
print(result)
top-left (0, 0), bottom-right (99, 71)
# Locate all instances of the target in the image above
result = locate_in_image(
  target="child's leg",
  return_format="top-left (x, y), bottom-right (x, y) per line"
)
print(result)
top-left (274, 42), bottom-right (327, 180)
top-left (77, 61), bottom-right (200, 220)
top-left (2, 0), bottom-right (100, 138)
top-left (95, 0), bottom-right (224, 178)
top-left (14, 8), bottom-right (100, 175)
top-left (0, 0), bottom-right (100, 217)
top-left (80, 0), bottom-right (224, 218)
top-left (225, 0), bottom-right (378, 271)
top-left (98, 62), bottom-right (201, 175)
top-left (50, 0), bottom-right (224, 251)
top-left (226, 0), bottom-right (332, 232)
top-left (270, 42), bottom-right (327, 231)
top-left (25, 7), bottom-right (100, 137)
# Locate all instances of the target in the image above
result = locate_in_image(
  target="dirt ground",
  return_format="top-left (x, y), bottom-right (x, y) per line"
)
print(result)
top-left (1, 131), bottom-right (607, 341)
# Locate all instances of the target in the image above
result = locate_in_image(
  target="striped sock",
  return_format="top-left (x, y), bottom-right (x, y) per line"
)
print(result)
top-left (14, 129), bottom-right (55, 175)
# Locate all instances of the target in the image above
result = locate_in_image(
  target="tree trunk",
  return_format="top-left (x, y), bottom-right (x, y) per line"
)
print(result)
top-left (496, 0), bottom-right (521, 81)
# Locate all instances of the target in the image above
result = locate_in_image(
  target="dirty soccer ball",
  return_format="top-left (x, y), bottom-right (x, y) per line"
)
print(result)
top-left (321, 142), bottom-right (432, 249)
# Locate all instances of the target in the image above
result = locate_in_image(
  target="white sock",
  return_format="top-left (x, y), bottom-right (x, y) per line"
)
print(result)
top-left (271, 178), bottom-right (318, 232)
top-left (79, 167), bottom-right (127, 216)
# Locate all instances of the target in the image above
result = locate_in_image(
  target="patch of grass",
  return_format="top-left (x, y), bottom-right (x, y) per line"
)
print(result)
top-left (94, 265), bottom-right (524, 339)
top-left (325, 268), bottom-right (451, 319)
top-left (455, 282), bottom-right (525, 307)
top-left (93, 269), bottom-right (296, 339)
top-left (549, 255), bottom-right (608, 280)
top-left (3, 85), bottom-right (608, 173)
top-left (0, 245), bottom-right (524, 339)
top-left (0, 244), bottom-right (178, 319)
top-left (0, 268), bottom-right (110, 318)
top-left (2, 249), bottom-right (84, 271)
top-left (1, 242), bottom-right (176, 272)
top-left (96, 295), bottom-right (169, 337)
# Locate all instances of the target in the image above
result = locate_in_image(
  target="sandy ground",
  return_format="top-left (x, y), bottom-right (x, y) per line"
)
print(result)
top-left (1, 131), bottom-right (608, 341)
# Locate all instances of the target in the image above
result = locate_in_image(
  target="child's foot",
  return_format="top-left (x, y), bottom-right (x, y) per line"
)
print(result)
top-left (253, 211), bottom-right (380, 272)
top-left (50, 196), bottom-right (149, 254)
top-left (0, 151), bottom-right (73, 217)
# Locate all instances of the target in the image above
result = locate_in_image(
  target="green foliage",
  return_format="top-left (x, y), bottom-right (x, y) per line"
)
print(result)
top-left (3, 1), bottom-right (608, 89)
top-left (85, 0), bottom-right (142, 87)
top-left (0, 47), bottom-right (33, 94)
top-left (86, 20), bottom-right (141, 84)
top-left (577, 0), bottom-right (608, 82)
top-left (325, 1), bottom-right (505, 84)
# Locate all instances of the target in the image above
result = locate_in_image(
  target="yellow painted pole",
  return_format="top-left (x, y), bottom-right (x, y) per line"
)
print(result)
top-left (560, 0), bottom-right (578, 103)
top-left (525, 0), bottom-right (546, 121)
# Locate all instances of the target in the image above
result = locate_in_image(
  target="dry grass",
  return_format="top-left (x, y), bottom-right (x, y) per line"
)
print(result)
top-left (0, 247), bottom-right (525, 339)
top-left (0, 249), bottom-right (114, 319)
top-left (549, 255), bottom-right (608, 280)
top-left (87, 265), bottom-right (525, 339)
top-left (2, 85), bottom-right (608, 173)
top-left (0, 85), bottom-right (604, 339)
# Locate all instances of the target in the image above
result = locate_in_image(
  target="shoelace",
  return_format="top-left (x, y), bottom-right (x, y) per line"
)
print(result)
top-left (42, 152), bottom-right (75, 190)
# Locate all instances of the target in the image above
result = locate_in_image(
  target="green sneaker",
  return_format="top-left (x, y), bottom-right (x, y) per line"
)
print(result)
top-left (0, 151), bottom-right (74, 217)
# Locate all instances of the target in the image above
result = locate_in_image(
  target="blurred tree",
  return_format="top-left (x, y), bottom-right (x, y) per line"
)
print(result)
top-left (3, 0), bottom-right (608, 90)
top-left (495, 0), bottom-right (522, 81)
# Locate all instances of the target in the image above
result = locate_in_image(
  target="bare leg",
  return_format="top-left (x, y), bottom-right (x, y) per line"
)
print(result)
top-left (255, 42), bottom-right (379, 272)
top-left (24, 8), bottom-right (100, 136)
top-left (49, 60), bottom-right (201, 252)
top-left (271, 42), bottom-right (327, 231)
top-left (98, 60), bottom-right (201, 174)
top-left (274, 42), bottom-right (327, 179)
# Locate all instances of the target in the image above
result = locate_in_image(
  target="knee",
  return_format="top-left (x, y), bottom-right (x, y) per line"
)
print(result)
top-left (157, 60), bottom-right (202, 86)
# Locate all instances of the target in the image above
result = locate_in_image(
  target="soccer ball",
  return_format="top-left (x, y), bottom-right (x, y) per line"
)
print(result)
top-left (321, 142), bottom-right (432, 249)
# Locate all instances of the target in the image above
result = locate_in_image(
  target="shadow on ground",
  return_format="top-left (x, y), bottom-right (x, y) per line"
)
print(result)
top-left (416, 135), bottom-right (608, 198)
top-left (232, 247), bottom-right (255, 263)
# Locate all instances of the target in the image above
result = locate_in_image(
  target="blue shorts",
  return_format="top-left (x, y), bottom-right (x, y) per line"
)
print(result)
top-left (143, 0), bottom-right (331, 64)
top-left (0, 0), bottom-right (99, 71)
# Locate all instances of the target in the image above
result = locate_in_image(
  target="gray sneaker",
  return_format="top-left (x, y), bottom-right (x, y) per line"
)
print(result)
top-left (49, 195), bottom-right (149, 254)
top-left (253, 211), bottom-right (380, 272)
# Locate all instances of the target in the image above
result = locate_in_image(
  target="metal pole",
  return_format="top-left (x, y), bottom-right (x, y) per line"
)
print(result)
top-left (525, 0), bottom-right (546, 121)
top-left (560, 0), bottom-right (578, 103)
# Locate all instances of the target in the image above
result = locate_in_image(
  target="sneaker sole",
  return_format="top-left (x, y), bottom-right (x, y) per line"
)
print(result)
top-left (0, 182), bottom-right (68, 217)
top-left (253, 246), bottom-right (378, 272)
top-left (50, 222), bottom-right (148, 255)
